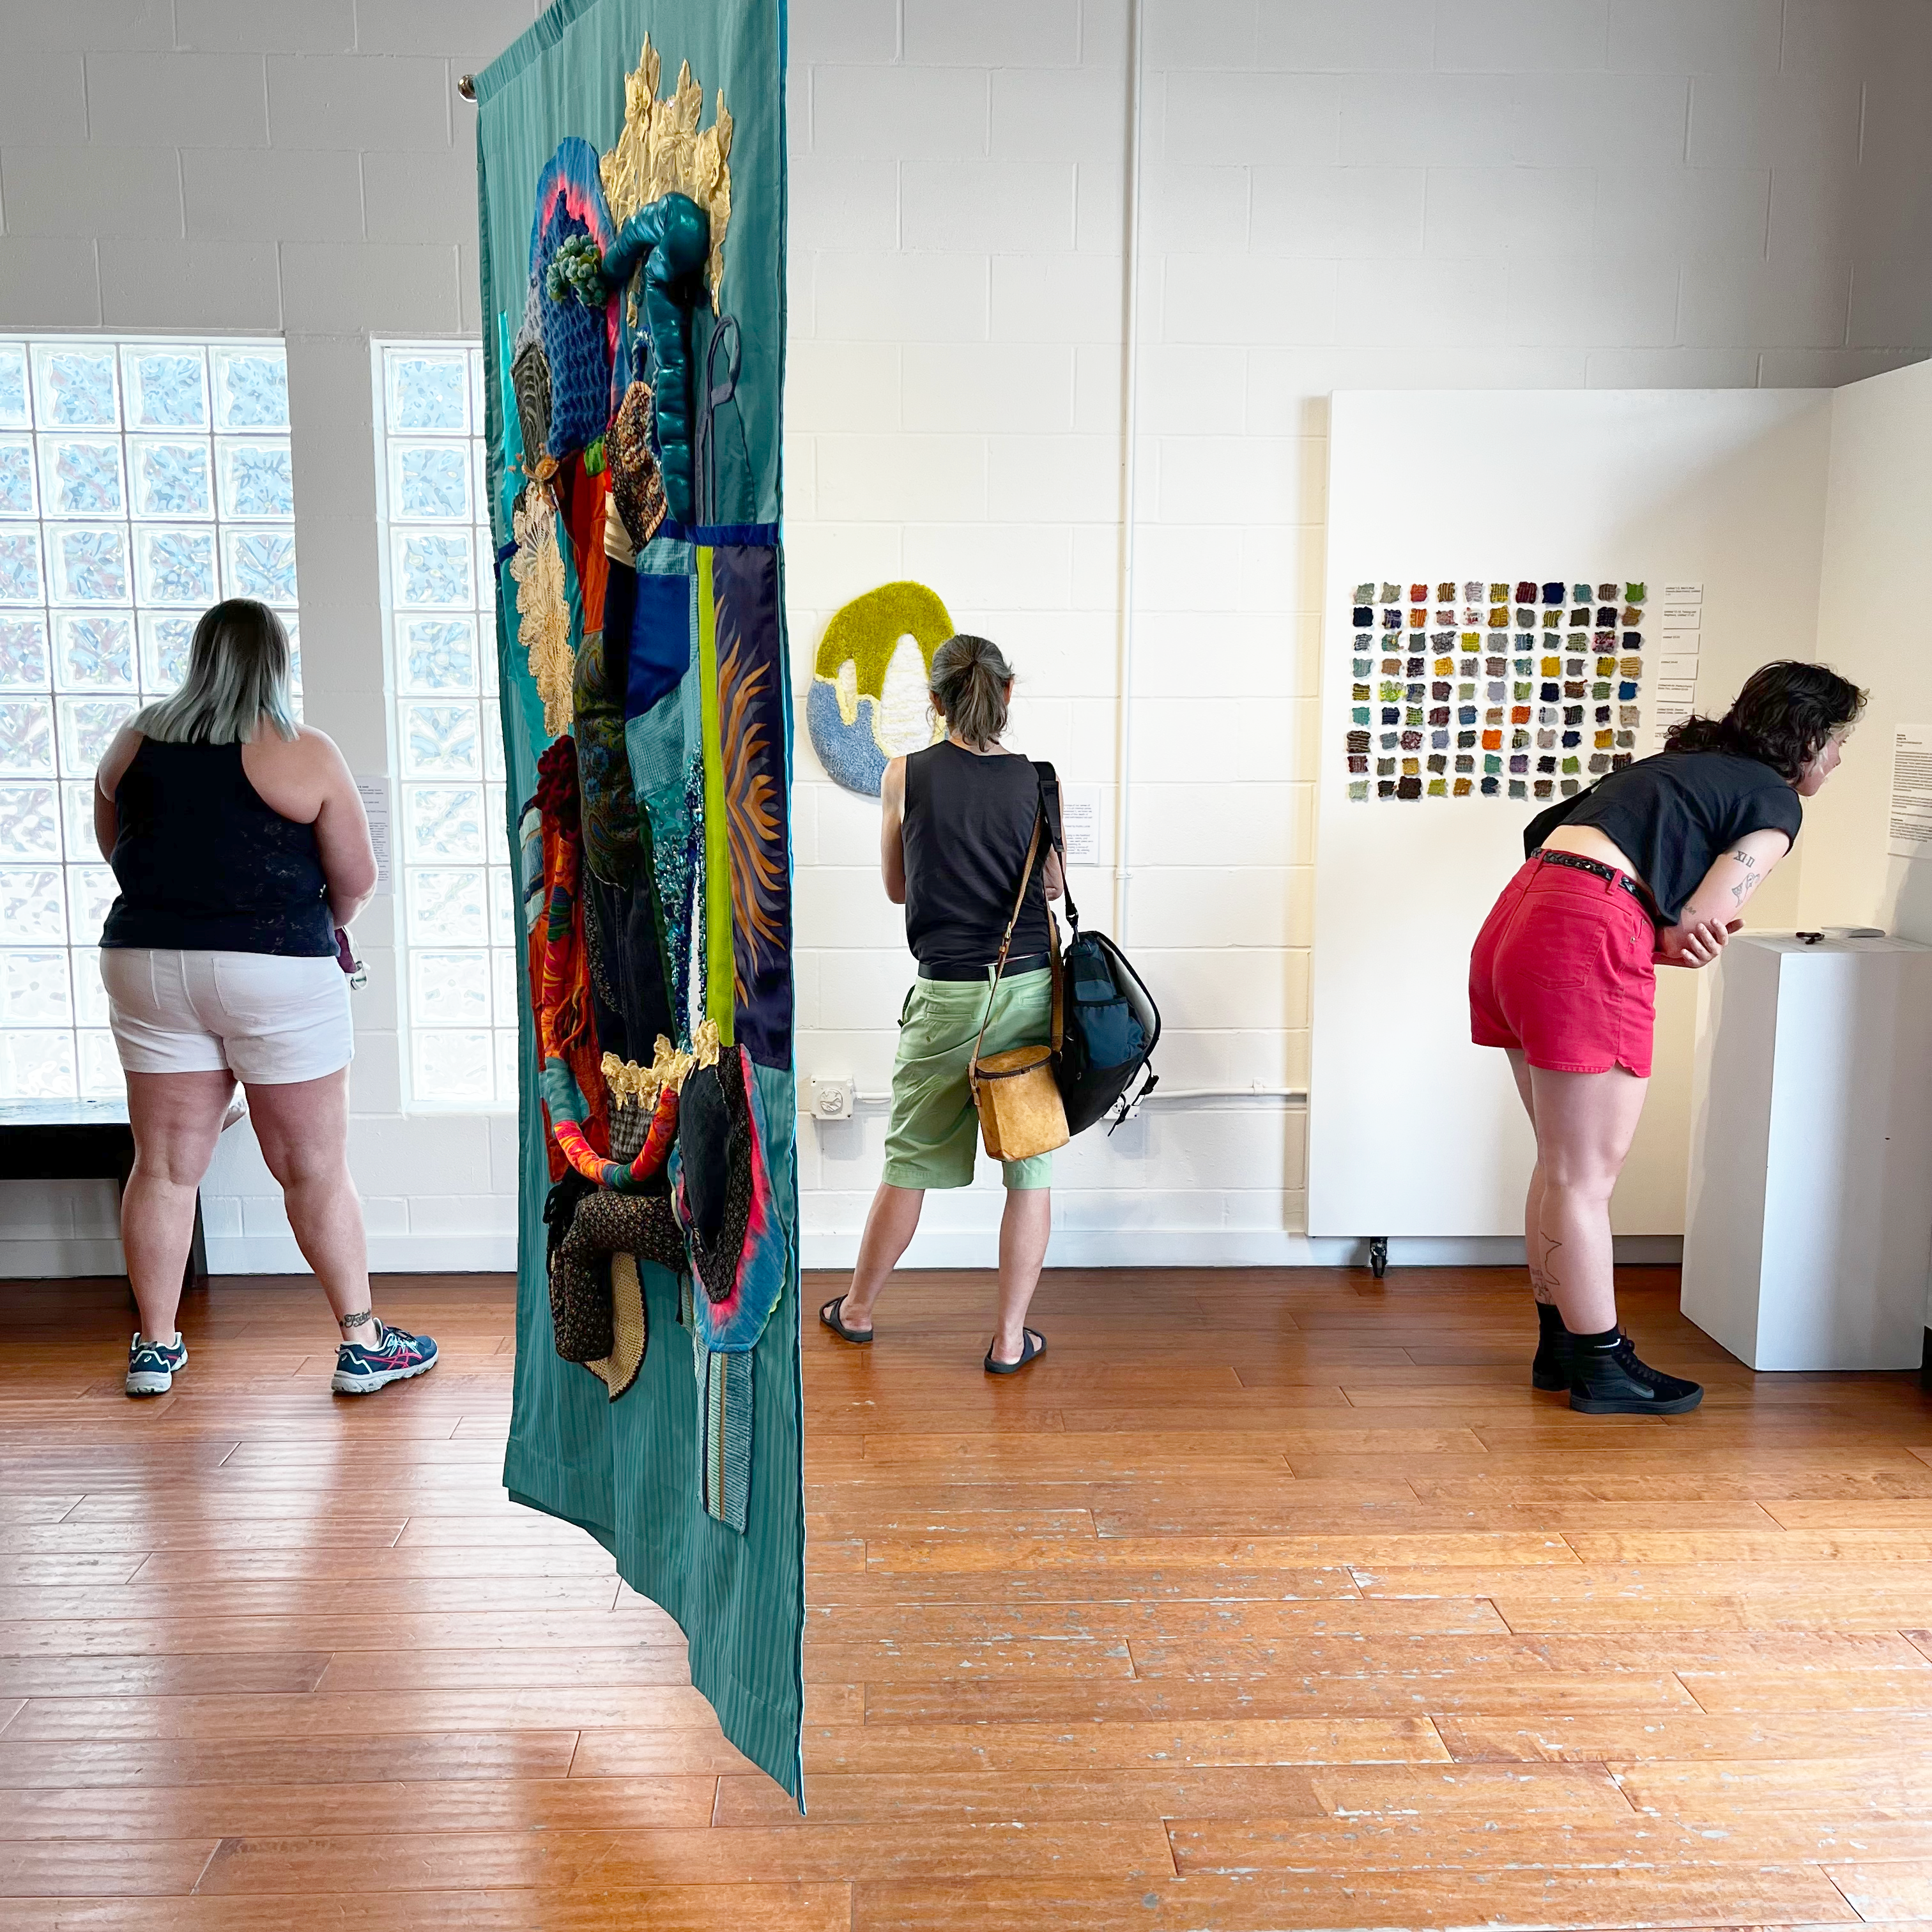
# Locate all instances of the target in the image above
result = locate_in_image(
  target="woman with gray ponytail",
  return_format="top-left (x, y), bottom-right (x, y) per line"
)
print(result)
top-left (820, 634), bottom-right (1064, 1374)
top-left (94, 599), bottom-right (437, 1400)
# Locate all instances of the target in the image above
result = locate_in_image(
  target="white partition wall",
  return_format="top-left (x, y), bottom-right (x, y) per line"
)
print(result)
top-left (1798, 357), bottom-right (1932, 949)
top-left (1790, 356), bottom-right (1932, 1329)
top-left (1307, 389), bottom-right (1832, 1241)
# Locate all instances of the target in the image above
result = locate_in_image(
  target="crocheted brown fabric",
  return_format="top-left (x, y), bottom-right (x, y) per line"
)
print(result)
top-left (608, 378), bottom-right (668, 552)
top-left (548, 1186), bottom-right (686, 1364)
top-left (548, 1243), bottom-right (613, 1364)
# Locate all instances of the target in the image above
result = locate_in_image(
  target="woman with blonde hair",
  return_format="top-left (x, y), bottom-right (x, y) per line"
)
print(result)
top-left (95, 597), bottom-right (437, 1398)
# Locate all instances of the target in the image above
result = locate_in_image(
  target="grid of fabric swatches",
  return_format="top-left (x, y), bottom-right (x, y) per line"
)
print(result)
top-left (1343, 578), bottom-right (1646, 802)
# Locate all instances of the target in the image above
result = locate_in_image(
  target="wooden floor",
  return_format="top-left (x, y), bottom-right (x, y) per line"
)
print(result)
top-left (3, 1266), bottom-right (1932, 1928)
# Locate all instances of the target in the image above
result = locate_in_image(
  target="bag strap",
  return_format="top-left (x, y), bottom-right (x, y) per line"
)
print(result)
top-left (1033, 758), bottom-right (1080, 931)
top-left (970, 808), bottom-right (1046, 1077)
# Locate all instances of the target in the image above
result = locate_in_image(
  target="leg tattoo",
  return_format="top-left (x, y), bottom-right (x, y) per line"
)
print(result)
top-left (338, 1308), bottom-right (374, 1336)
top-left (1540, 1234), bottom-right (1565, 1308)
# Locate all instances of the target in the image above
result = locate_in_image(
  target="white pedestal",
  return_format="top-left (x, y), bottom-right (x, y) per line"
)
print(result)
top-left (1682, 933), bottom-right (1932, 1370)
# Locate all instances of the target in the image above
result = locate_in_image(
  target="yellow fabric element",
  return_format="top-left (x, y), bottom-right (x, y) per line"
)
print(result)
top-left (601, 1032), bottom-right (703, 1106)
top-left (692, 1016), bottom-right (721, 1069)
top-left (601, 34), bottom-right (733, 312)
top-left (602, 492), bottom-right (636, 567)
top-left (587, 1252), bottom-right (645, 1400)
top-left (697, 546), bottom-right (735, 1046)
top-left (511, 486), bottom-right (574, 739)
top-left (811, 579), bottom-right (953, 694)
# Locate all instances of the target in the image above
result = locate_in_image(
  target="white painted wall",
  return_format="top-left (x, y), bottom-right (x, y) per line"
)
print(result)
top-left (3, 0), bottom-right (1929, 1276)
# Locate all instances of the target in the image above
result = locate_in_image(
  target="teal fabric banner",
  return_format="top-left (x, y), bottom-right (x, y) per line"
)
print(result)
top-left (474, 0), bottom-right (802, 1802)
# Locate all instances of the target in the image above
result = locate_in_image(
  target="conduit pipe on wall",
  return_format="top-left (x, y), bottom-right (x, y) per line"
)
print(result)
top-left (1112, 0), bottom-right (1146, 942)
top-left (843, 1088), bottom-right (1305, 1110)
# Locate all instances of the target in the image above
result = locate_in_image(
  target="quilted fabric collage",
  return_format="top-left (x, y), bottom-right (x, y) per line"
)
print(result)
top-left (1345, 578), bottom-right (1648, 802)
top-left (474, 0), bottom-right (803, 1804)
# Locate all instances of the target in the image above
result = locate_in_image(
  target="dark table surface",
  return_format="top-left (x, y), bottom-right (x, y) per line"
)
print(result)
top-left (0, 1096), bottom-right (206, 1290)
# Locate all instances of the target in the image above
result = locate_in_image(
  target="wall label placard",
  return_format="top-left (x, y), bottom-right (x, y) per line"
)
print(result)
top-left (1061, 783), bottom-right (1101, 867)
top-left (1887, 724), bottom-right (1932, 861)
top-left (355, 775), bottom-right (392, 896)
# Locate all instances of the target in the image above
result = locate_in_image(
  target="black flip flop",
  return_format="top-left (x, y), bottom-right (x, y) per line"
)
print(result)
top-left (819, 1296), bottom-right (873, 1346)
top-left (985, 1328), bottom-right (1046, 1376)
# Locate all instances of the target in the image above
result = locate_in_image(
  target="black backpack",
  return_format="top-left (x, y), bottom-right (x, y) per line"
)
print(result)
top-left (1034, 763), bottom-right (1160, 1134)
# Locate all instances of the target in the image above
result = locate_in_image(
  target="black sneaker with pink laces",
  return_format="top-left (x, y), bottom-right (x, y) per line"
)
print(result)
top-left (331, 1321), bottom-right (438, 1395)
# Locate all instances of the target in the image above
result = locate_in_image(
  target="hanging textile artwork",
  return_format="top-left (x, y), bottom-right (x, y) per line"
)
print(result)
top-left (1341, 578), bottom-right (1648, 803)
top-left (475, 0), bottom-right (802, 1804)
top-left (806, 579), bottom-right (955, 796)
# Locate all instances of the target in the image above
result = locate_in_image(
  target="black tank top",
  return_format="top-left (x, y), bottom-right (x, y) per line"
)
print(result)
top-left (901, 741), bottom-right (1049, 972)
top-left (102, 739), bottom-right (335, 956)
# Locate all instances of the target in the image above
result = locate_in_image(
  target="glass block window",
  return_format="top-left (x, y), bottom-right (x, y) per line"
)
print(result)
top-left (0, 336), bottom-right (298, 1101)
top-left (375, 342), bottom-right (514, 1110)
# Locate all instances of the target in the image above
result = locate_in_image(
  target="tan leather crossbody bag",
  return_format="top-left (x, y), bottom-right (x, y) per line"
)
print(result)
top-left (967, 811), bottom-right (1070, 1163)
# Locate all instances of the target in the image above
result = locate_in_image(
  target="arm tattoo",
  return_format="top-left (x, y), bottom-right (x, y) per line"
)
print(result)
top-left (1724, 848), bottom-right (1765, 908)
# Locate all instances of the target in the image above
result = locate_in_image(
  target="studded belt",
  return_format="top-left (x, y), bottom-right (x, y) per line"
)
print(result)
top-left (1531, 848), bottom-right (1660, 923)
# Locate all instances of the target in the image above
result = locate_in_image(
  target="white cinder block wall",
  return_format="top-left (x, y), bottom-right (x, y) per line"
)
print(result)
top-left (3, 0), bottom-right (1928, 1275)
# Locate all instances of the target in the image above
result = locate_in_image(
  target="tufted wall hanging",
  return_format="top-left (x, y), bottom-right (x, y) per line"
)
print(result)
top-left (806, 579), bottom-right (954, 795)
top-left (475, 0), bottom-right (802, 1805)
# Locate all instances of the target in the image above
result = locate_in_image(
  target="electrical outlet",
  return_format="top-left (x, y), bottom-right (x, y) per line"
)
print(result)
top-left (809, 1076), bottom-right (855, 1122)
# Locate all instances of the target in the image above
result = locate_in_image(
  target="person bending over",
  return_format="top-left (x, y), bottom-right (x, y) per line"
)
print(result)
top-left (96, 598), bottom-right (438, 1398)
top-left (1468, 660), bottom-right (1864, 1414)
top-left (819, 634), bottom-right (1064, 1375)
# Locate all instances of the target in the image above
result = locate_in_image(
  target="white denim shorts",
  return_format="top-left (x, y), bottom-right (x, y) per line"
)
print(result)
top-left (101, 949), bottom-right (353, 1085)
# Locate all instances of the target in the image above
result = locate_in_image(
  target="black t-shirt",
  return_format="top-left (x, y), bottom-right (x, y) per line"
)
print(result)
top-left (902, 741), bottom-right (1050, 971)
top-left (1523, 750), bottom-right (1802, 924)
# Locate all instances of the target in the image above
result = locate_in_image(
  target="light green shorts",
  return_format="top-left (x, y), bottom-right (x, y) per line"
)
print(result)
top-left (881, 967), bottom-right (1054, 1191)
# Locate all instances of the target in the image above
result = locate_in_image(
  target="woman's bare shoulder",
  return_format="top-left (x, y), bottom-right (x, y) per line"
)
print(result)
top-left (95, 724), bottom-right (144, 797)
top-left (255, 724), bottom-right (343, 770)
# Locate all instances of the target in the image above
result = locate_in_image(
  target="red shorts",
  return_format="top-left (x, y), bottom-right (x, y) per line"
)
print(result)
top-left (1468, 856), bottom-right (1659, 1078)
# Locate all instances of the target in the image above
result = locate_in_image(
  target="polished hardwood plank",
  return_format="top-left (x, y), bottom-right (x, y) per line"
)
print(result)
top-left (2, 1885), bottom-right (854, 1929)
top-left (1, 1263), bottom-right (1928, 1929)
top-left (0, 1652), bottom-right (330, 1697)
top-left (190, 1821), bottom-right (1175, 1892)
top-left (1167, 1808), bottom-right (1932, 1871)
top-left (842, 1864), bottom-right (1857, 1931)
top-left (0, 1839), bottom-right (222, 1898)
top-left (0, 1775), bottom-right (719, 1841)
top-left (0, 1731), bottom-right (586, 1790)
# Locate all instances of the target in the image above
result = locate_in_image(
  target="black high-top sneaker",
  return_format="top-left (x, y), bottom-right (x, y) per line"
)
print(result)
top-left (1531, 1303), bottom-right (1568, 1390)
top-left (1567, 1329), bottom-right (1703, 1415)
